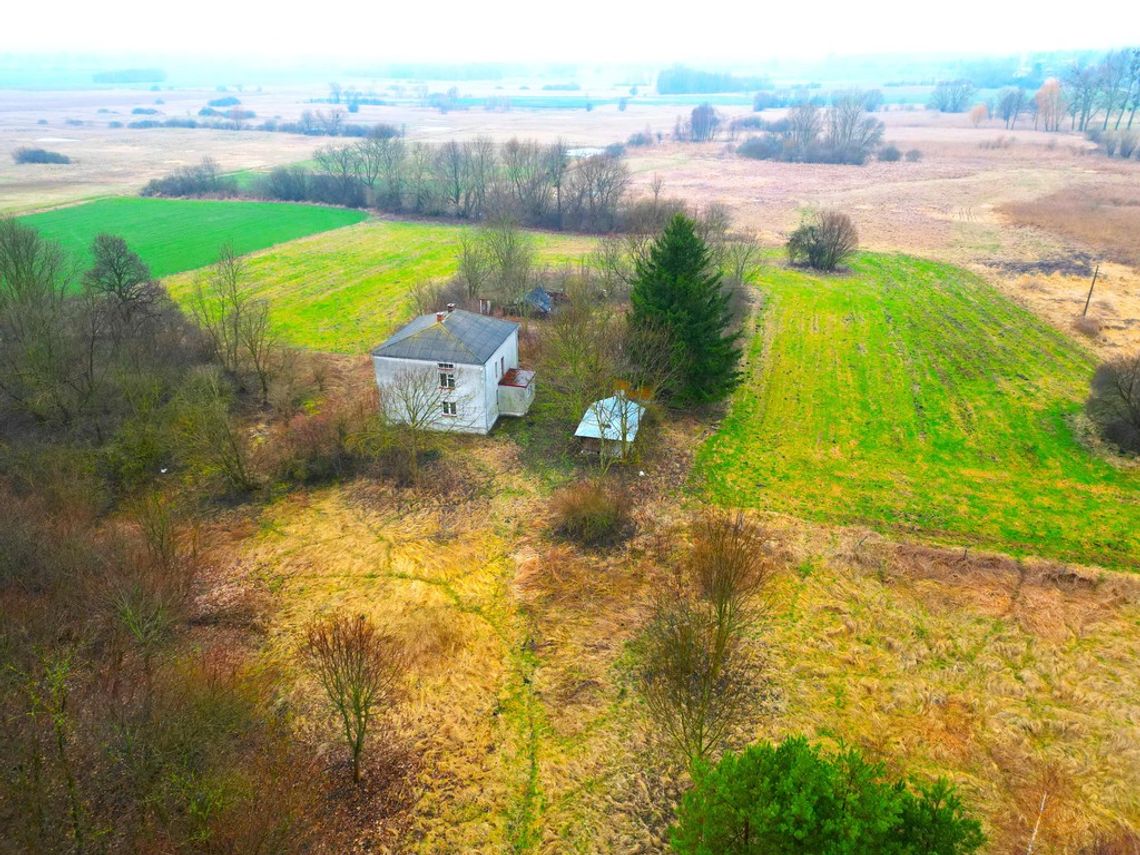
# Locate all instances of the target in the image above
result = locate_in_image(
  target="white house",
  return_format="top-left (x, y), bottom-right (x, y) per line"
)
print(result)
top-left (370, 307), bottom-right (535, 435)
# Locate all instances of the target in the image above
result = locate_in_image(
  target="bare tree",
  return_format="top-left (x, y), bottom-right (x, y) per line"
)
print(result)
top-left (788, 102), bottom-right (822, 153)
top-left (456, 231), bottom-right (490, 299)
top-left (689, 103), bottom-right (720, 142)
top-left (190, 245), bottom-right (277, 401)
top-left (722, 234), bottom-right (761, 286)
top-left (928, 80), bottom-right (976, 113)
top-left (997, 87), bottom-right (1027, 129)
top-left (304, 613), bottom-right (403, 783)
top-left (82, 233), bottom-right (159, 324)
top-left (479, 219), bottom-right (535, 306)
top-left (1087, 352), bottom-right (1140, 454)
top-left (636, 511), bottom-right (771, 764)
top-left (379, 364), bottom-right (472, 483)
top-left (1035, 79), bottom-right (1066, 132)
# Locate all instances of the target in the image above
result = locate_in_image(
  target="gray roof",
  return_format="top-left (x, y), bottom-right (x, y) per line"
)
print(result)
top-left (371, 309), bottom-right (518, 365)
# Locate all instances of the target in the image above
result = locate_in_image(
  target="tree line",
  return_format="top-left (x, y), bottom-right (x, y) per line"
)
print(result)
top-left (146, 135), bottom-right (633, 232)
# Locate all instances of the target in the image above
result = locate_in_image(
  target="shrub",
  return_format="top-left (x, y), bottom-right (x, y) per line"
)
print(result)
top-left (905, 148), bottom-right (923, 162)
top-left (671, 737), bottom-right (985, 855)
top-left (878, 143), bottom-right (902, 162)
top-left (108, 121), bottom-right (123, 128)
top-left (141, 157), bottom-right (236, 197)
top-left (208, 95), bottom-right (241, 107)
top-left (737, 134), bottom-right (783, 160)
top-left (1073, 315), bottom-right (1102, 338)
top-left (550, 480), bottom-right (629, 546)
top-left (787, 210), bottom-right (859, 271)
top-left (12, 147), bottom-right (71, 164)
top-left (627, 130), bottom-right (654, 147)
top-left (1086, 352), bottom-right (1140, 454)
top-left (131, 107), bottom-right (159, 115)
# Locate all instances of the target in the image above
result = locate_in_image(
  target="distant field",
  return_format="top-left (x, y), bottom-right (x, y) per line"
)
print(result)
top-left (17, 197), bottom-right (368, 277)
top-left (164, 219), bottom-right (595, 353)
top-left (695, 253), bottom-right (1140, 569)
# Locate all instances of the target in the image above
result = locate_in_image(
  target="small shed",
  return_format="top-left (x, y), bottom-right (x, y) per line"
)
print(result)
top-left (574, 394), bottom-right (645, 459)
top-left (523, 286), bottom-right (554, 317)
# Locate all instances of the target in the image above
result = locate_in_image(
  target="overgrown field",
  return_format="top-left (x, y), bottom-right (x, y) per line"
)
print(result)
top-left (17, 197), bottom-right (368, 278)
top-left (164, 219), bottom-right (594, 353)
top-left (695, 253), bottom-right (1140, 569)
top-left (226, 446), bottom-right (1140, 852)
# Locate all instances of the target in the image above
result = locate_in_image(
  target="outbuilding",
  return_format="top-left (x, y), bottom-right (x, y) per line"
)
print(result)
top-left (574, 394), bottom-right (645, 459)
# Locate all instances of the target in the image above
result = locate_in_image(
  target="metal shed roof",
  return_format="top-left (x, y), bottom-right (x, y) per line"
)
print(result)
top-left (574, 395), bottom-right (645, 441)
top-left (371, 309), bottom-right (518, 365)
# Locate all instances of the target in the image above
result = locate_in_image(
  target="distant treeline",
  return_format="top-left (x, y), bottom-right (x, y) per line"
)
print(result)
top-left (657, 65), bottom-right (770, 94)
top-left (92, 68), bottom-right (166, 84)
top-left (121, 113), bottom-right (399, 138)
top-left (142, 138), bottom-right (643, 233)
top-left (343, 62), bottom-right (577, 81)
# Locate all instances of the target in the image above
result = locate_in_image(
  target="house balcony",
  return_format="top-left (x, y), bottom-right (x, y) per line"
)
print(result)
top-left (497, 368), bottom-right (535, 417)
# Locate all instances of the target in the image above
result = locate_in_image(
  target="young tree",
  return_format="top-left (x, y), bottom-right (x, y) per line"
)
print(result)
top-left (671, 737), bottom-right (985, 854)
top-left (787, 210), bottom-right (859, 272)
top-left (378, 364), bottom-right (471, 483)
top-left (629, 213), bottom-right (741, 405)
top-left (635, 512), bottom-right (770, 764)
top-left (1035, 79), bottom-right (1066, 131)
top-left (689, 103), bottom-right (720, 142)
top-left (997, 87), bottom-right (1027, 128)
top-left (190, 245), bottom-right (277, 401)
top-left (304, 613), bottom-right (403, 784)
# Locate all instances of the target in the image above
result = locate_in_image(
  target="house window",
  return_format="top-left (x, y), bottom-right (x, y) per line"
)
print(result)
top-left (500, 356), bottom-right (505, 375)
top-left (441, 401), bottom-right (458, 417)
top-left (437, 362), bottom-right (456, 389)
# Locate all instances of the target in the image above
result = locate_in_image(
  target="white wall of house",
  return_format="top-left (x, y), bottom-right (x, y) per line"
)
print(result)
top-left (481, 333), bottom-right (519, 432)
top-left (370, 329), bottom-right (519, 436)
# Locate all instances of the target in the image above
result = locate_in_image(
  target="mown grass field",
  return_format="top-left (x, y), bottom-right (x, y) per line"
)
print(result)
top-left (17, 197), bottom-right (368, 278)
top-left (165, 219), bottom-right (595, 353)
top-left (695, 253), bottom-right (1140, 569)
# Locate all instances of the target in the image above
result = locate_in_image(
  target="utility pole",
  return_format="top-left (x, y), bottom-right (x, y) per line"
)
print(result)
top-left (1082, 263), bottom-right (1100, 318)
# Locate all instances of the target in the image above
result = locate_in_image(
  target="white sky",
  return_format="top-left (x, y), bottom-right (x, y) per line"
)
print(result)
top-left (4, 0), bottom-right (1138, 62)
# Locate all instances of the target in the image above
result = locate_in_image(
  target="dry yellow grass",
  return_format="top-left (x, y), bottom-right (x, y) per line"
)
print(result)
top-left (192, 412), bottom-right (1139, 853)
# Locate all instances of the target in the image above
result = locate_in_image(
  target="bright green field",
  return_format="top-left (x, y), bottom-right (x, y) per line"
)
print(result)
top-left (17, 197), bottom-right (368, 279)
top-left (695, 253), bottom-right (1140, 569)
top-left (165, 219), bottom-right (594, 354)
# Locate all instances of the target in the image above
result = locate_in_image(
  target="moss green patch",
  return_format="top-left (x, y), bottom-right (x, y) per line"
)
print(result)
top-left (18, 196), bottom-right (368, 279)
top-left (165, 219), bottom-right (593, 354)
top-left (694, 253), bottom-right (1140, 569)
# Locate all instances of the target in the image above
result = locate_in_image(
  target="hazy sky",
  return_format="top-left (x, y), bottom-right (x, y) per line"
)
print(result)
top-left (4, 0), bottom-right (1138, 62)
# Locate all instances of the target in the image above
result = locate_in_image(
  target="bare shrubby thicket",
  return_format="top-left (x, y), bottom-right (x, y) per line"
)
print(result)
top-left (635, 512), bottom-right (774, 764)
top-left (787, 210), bottom-right (860, 271)
top-left (1086, 352), bottom-right (1140, 454)
top-left (737, 91), bottom-right (885, 164)
top-left (141, 156), bottom-right (237, 197)
top-left (550, 480), bottom-right (631, 546)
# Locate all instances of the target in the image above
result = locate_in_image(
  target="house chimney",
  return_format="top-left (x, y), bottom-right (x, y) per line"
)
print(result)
top-left (446, 302), bottom-right (456, 314)
top-left (436, 311), bottom-right (445, 323)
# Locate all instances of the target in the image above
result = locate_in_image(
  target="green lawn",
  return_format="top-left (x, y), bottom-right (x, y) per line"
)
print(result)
top-left (695, 253), bottom-right (1140, 569)
top-left (18, 197), bottom-right (368, 279)
top-left (164, 219), bottom-right (595, 354)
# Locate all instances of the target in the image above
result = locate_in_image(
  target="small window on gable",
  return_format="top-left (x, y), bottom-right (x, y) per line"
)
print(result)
top-left (500, 355), bottom-right (505, 375)
top-left (442, 401), bottom-right (458, 417)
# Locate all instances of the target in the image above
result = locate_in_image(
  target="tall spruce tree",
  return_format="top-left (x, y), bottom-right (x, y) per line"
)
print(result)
top-left (630, 213), bottom-right (741, 405)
